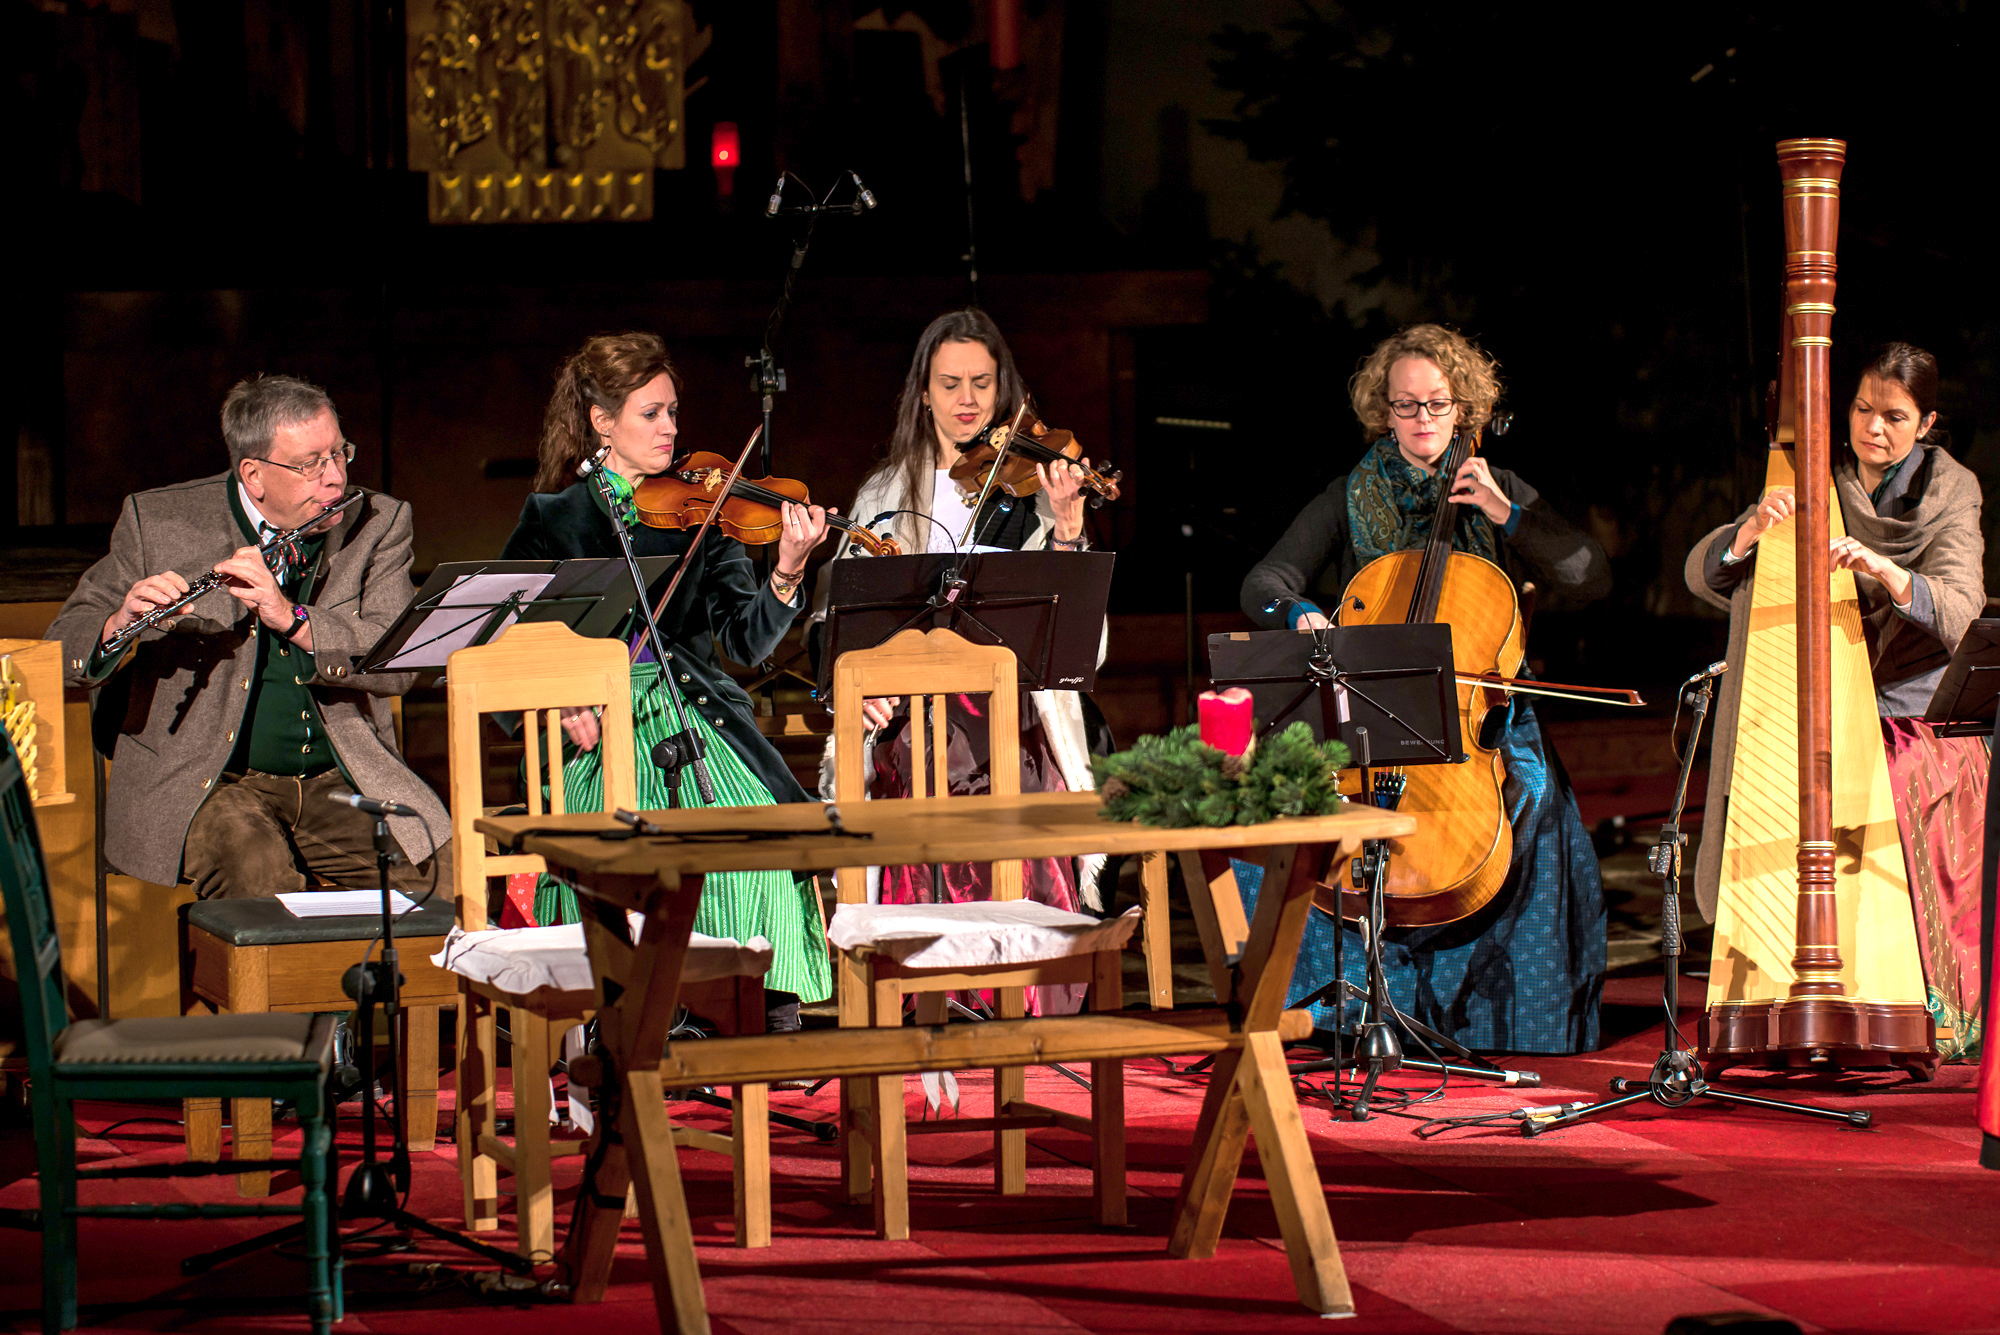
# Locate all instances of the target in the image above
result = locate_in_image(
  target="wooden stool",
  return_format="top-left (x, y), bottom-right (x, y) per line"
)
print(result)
top-left (180, 897), bottom-right (457, 1195)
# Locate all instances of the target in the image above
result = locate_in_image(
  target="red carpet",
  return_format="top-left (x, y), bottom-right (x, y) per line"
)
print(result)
top-left (4, 990), bottom-right (1996, 1335)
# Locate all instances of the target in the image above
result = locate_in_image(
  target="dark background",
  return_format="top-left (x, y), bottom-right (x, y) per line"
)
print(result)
top-left (7, 0), bottom-right (1996, 710)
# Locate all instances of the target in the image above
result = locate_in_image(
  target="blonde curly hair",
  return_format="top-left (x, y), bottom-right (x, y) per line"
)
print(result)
top-left (1348, 324), bottom-right (1503, 440)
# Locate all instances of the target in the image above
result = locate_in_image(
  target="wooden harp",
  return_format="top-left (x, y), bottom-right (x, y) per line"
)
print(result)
top-left (1698, 138), bottom-right (1936, 1078)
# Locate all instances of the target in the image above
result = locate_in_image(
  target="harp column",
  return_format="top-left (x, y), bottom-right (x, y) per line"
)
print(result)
top-left (1777, 137), bottom-right (1851, 1028)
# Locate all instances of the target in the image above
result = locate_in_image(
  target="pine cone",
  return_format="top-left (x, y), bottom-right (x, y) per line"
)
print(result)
top-left (1101, 777), bottom-right (1131, 803)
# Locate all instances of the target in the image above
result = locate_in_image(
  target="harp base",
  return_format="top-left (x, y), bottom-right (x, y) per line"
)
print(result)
top-left (1698, 999), bottom-right (1937, 1082)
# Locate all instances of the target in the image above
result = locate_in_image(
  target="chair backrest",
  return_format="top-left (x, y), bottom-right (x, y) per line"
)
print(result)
top-left (0, 732), bottom-right (66, 1081)
top-left (446, 622), bottom-right (635, 931)
top-left (830, 626), bottom-right (1020, 903)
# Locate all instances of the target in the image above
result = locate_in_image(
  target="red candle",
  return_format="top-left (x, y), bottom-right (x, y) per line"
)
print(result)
top-left (1198, 687), bottom-right (1255, 757)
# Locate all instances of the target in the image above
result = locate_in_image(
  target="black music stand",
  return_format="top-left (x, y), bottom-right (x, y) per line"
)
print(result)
top-left (817, 550), bottom-right (1115, 697)
top-left (358, 557), bottom-right (671, 673)
top-left (1925, 618), bottom-right (2000, 738)
top-left (1207, 624), bottom-right (1536, 1118)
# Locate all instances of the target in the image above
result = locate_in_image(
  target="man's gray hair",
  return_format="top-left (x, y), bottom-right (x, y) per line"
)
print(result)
top-left (220, 375), bottom-right (338, 467)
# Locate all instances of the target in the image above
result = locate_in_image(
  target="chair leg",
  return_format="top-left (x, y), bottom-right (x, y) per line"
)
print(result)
top-left (732, 1082), bottom-right (771, 1249)
top-left (1090, 949), bottom-right (1128, 1226)
top-left (838, 949), bottom-right (873, 1204)
top-left (458, 990), bottom-right (500, 1232)
top-left (37, 1092), bottom-right (78, 1333)
top-left (994, 986), bottom-right (1027, 1196)
top-left (868, 975), bottom-right (909, 1240)
top-left (231, 1097), bottom-right (273, 1198)
top-left (184, 1098), bottom-right (222, 1162)
top-left (512, 1014), bottom-right (559, 1263)
top-left (298, 1104), bottom-right (335, 1335)
top-left (400, 1003), bottom-right (440, 1153)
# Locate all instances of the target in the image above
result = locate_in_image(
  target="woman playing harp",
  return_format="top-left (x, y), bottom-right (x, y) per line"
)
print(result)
top-left (1686, 342), bottom-right (1987, 1057)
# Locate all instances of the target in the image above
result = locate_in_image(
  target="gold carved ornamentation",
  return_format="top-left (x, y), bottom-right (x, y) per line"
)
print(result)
top-left (408, 0), bottom-right (708, 223)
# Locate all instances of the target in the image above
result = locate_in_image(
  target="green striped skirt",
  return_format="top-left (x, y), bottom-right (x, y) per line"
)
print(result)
top-left (535, 661), bottom-right (831, 1005)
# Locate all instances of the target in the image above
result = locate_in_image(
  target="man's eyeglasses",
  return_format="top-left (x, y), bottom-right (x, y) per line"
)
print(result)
top-left (1388, 398), bottom-right (1461, 420)
top-left (256, 441), bottom-right (356, 482)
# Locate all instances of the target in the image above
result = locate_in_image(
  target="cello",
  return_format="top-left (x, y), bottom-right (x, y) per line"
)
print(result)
top-left (1324, 420), bottom-right (1520, 927)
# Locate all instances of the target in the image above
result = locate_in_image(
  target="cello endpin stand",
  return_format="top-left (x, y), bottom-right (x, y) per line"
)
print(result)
top-left (1287, 748), bottom-right (1541, 1120)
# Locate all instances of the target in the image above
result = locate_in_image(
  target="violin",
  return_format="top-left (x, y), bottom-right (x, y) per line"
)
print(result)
top-left (947, 407), bottom-right (1123, 508)
top-left (631, 453), bottom-right (901, 557)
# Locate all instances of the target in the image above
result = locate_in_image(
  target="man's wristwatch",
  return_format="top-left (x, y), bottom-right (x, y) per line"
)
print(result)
top-left (281, 604), bottom-right (310, 640)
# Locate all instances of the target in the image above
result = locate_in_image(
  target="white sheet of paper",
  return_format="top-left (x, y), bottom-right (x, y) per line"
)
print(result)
top-left (278, 890), bottom-right (419, 918)
top-left (377, 572), bottom-right (558, 670)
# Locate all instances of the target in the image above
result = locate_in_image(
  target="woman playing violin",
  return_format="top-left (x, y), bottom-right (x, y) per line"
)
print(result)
top-left (813, 308), bottom-right (1111, 940)
top-left (502, 330), bottom-right (835, 1028)
top-left (1239, 323), bottom-right (1612, 1055)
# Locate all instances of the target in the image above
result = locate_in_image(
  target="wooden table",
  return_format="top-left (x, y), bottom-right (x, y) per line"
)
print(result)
top-left (478, 792), bottom-right (1414, 1334)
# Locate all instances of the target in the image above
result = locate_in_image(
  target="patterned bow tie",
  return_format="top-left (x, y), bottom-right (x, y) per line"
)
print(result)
top-left (257, 521), bottom-right (302, 587)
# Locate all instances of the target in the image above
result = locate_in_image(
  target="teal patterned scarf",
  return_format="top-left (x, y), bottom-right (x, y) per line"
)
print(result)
top-left (1346, 437), bottom-right (1499, 563)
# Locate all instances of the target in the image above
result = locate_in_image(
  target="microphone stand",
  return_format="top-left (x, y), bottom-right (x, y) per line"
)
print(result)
top-left (745, 170), bottom-right (876, 701)
top-left (578, 449), bottom-right (715, 806)
top-left (180, 803), bottom-right (534, 1281)
top-left (1522, 667), bottom-right (1870, 1136)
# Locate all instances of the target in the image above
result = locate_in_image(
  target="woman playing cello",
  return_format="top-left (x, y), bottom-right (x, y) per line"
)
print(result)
top-left (502, 331), bottom-right (835, 1031)
top-left (1238, 323), bottom-right (1612, 1054)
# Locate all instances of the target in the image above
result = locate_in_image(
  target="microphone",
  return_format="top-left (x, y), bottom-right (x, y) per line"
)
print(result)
top-left (577, 444), bottom-right (610, 478)
top-left (765, 176), bottom-right (785, 218)
top-left (850, 171), bottom-right (878, 210)
top-left (1688, 660), bottom-right (1729, 682)
top-left (867, 510), bottom-right (899, 528)
top-left (332, 791), bottom-right (420, 817)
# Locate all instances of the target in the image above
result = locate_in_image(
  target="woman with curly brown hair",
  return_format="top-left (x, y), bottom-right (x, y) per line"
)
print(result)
top-left (1238, 323), bottom-right (1613, 1055)
top-left (501, 331), bottom-right (835, 1024)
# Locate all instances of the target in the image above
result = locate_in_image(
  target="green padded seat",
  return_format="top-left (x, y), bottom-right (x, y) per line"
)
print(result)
top-left (55, 1013), bottom-right (332, 1068)
top-left (186, 897), bottom-right (456, 947)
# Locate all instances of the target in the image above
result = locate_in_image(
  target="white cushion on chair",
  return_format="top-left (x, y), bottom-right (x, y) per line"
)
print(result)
top-left (827, 902), bottom-right (1140, 969)
top-left (433, 920), bottom-right (773, 995)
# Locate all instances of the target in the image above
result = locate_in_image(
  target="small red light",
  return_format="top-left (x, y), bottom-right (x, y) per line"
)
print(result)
top-left (711, 122), bottom-right (740, 171)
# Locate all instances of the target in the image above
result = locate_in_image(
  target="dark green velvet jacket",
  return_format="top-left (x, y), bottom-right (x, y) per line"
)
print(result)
top-left (500, 481), bottom-right (809, 804)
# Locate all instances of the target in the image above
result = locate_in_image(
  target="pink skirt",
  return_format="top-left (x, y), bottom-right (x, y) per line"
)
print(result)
top-left (1883, 717), bottom-right (1988, 1059)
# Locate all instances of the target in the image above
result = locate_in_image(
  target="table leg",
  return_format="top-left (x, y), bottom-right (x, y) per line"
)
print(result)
top-left (564, 874), bottom-right (701, 1309)
top-left (626, 1068), bottom-right (712, 1335)
top-left (1237, 1029), bottom-right (1353, 1314)
top-left (1170, 839), bottom-right (1351, 1316)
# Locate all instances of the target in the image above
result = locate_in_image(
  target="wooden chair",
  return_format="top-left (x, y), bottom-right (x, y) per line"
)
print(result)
top-left (0, 735), bottom-right (341, 1334)
top-left (830, 627), bottom-right (1133, 1240)
top-left (447, 621), bottom-right (771, 1262)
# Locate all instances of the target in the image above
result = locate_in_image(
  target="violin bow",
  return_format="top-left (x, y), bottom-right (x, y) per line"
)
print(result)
top-left (955, 400), bottom-right (1033, 550)
top-left (1456, 672), bottom-right (1646, 708)
top-left (633, 422), bottom-right (765, 660)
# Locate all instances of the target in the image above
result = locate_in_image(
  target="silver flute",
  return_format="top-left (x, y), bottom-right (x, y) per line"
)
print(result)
top-left (101, 490), bottom-right (365, 656)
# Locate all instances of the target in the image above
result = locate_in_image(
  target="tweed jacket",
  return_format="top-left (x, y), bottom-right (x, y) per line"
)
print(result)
top-left (500, 481), bottom-right (811, 805)
top-left (48, 473), bottom-right (447, 885)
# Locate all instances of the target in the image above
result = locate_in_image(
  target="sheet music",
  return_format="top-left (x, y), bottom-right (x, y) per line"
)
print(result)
top-left (376, 572), bottom-right (557, 670)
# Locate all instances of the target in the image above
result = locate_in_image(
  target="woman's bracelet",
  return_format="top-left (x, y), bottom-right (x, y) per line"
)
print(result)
top-left (771, 567), bottom-right (805, 600)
